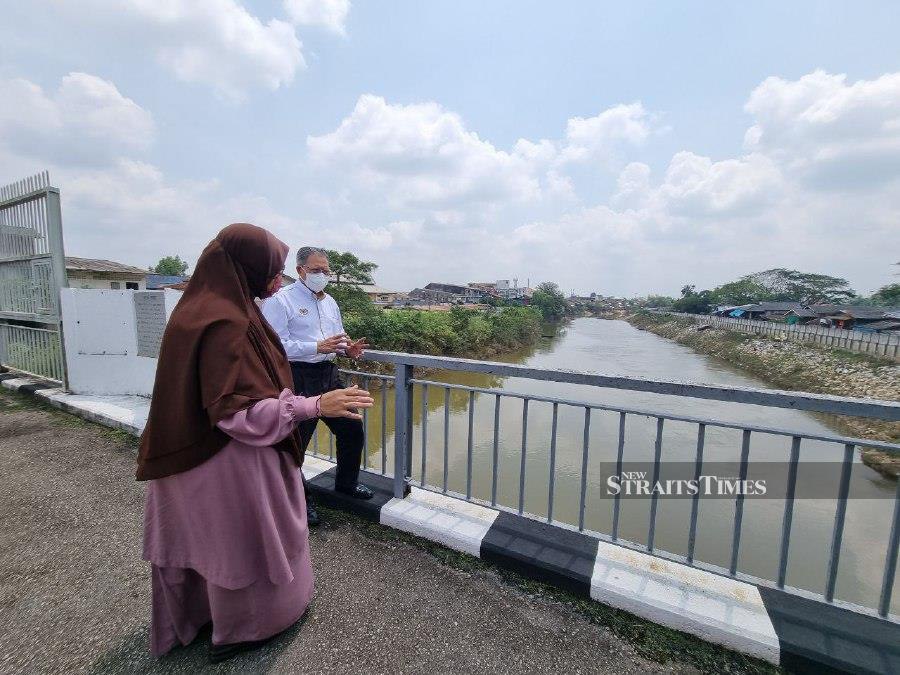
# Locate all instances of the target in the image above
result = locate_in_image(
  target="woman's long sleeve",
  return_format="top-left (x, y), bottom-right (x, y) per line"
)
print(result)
top-left (216, 388), bottom-right (319, 447)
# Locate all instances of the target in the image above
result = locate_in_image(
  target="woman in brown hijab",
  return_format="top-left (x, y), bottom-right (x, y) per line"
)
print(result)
top-left (138, 223), bottom-right (373, 663)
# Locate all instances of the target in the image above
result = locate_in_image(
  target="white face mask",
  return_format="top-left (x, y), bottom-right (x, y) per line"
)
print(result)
top-left (304, 271), bottom-right (328, 293)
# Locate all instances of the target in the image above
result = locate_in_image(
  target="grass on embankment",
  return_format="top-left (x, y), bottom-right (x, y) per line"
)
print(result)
top-left (626, 312), bottom-right (900, 478)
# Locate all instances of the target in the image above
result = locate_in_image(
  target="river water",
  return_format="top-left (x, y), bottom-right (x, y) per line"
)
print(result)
top-left (324, 317), bottom-right (896, 612)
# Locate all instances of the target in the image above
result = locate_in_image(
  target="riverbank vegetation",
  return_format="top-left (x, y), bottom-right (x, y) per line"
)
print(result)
top-left (627, 311), bottom-right (900, 477)
top-left (638, 266), bottom-right (898, 313)
top-left (324, 249), bottom-right (560, 358)
top-left (343, 305), bottom-right (543, 357)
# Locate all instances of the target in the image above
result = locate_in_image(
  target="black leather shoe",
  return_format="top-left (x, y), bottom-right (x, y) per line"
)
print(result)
top-left (306, 502), bottom-right (321, 527)
top-left (335, 483), bottom-right (374, 500)
top-left (209, 638), bottom-right (271, 663)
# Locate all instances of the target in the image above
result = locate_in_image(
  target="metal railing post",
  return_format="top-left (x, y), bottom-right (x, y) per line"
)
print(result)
top-left (393, 361), bottom-right (413, 498)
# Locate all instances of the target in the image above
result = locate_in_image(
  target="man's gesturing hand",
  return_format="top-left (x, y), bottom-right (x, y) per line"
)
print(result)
top-left (317, 333), bottom-right (347, 354)
top-left (345, 337), bottom-right (369, 359)
top-left (318, 386), bottom-right (374, 420)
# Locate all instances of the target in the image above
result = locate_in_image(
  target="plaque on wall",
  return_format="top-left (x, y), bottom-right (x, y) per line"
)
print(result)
top-left (134, 291), bottom-right (166, 358)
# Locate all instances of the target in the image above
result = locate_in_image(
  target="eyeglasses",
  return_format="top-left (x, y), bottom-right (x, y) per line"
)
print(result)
top-left (303, 265), bottom-right (331, 275)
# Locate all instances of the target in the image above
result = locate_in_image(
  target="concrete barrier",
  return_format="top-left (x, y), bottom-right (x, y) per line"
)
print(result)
top-left (60, 288), bottom-right (182, 396)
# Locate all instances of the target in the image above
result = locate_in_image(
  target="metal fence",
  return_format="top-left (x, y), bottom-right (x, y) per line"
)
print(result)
top-left (0, 172), bottom-right (67, 385)
top-left (665, 311), bottom-right (900, 360)
top-left (302, 351), bottom-right (900, 621)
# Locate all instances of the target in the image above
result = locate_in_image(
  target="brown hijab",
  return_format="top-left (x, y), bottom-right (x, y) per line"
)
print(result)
top-left (136, 223), bottom-right (303, 481)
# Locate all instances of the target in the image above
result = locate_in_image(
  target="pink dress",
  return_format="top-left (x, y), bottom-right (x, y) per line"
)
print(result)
top-left (143, 389), bottom-right (319, 656)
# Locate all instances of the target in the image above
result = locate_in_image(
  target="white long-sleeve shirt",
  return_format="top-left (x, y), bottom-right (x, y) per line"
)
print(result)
top-left (261, 281), bottom-right (346, 363)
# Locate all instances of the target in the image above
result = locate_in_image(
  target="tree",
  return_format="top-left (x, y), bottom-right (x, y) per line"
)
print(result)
top-left (709, 277), bottom-right (773, 305)
top-left (642, 295), bottom-right (676, 308)
top-left (323, 249), bottom-right (377, 286)
top-left (673, 287), bottom-right (713, 313)
top-left (870, 283), bottom-right (900, 306)
top-left (531, 282), bottom-right (567, 321)
top-left (743, 269), bottom-right (855, 304)
top-left (149, 255), bottom-right (189, 276)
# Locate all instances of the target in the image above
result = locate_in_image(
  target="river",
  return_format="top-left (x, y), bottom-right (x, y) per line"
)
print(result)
top-left (319, 317), bottom-right (897, 613)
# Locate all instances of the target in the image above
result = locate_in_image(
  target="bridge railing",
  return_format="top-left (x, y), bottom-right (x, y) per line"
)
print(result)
top-left (303, 350), bottom-right (900, 620)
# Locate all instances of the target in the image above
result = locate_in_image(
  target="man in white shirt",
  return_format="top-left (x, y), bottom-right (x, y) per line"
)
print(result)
top-left (262, 247), bottom-right (371, 525)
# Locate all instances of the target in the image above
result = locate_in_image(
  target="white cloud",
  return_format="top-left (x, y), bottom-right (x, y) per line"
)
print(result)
top-left (284, 0), bottom-right (350, 34)
top-left (308, 95), bottom-right (542, 211)
top-left (744, 69), bottom-right (900, 189)
top-left (0, 73), bottom-right (296, 269)
top-left (77, 0), bottom-right (305, 99)
top-left (0, 73), bottom-right (154, 166)
top-left (559, 103), bottom-right (656, 163)
top-left (307, 95), bottom-right (658, 217)
top-left (654, 151), bottom-right (782, 217)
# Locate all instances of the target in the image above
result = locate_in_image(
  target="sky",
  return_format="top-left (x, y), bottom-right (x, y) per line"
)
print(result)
top-left (1, 0), bottom-right (899, 296)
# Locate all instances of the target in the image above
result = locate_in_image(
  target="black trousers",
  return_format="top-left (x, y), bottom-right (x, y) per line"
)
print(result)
top-left (291, 361), bottom-right (364, 493)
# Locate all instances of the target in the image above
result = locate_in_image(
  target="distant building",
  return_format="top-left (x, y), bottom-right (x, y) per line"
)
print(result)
top-left (424, 282), bottom-right (484, 302)
top-left (353, 283), bottom-right (402, 304)
top-left (162, 271), bottom-right (295, 292)
top-left (65, 257), bottom-right (147, 290)
top-left (808, 304), bottom-right (892, 330)
top-left (490, 279), bottom-right (532, 301)
top-left (410, 287), bottom-right (457, 303)
top-left (146, 273), bottom-right (188, 290)
top-left (468, 282), bottom-right (501, 298)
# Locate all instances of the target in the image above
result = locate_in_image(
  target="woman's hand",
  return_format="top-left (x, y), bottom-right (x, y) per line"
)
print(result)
top-left (318, 385), bottom-right (374, 420)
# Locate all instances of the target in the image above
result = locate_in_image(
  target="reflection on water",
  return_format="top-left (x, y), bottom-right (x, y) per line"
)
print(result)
top-left (317, 318), bottom-right (896, 613)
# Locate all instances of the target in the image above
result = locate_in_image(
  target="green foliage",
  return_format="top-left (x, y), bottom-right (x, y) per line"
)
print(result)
top-left (673, 286), bottom-right (713, 313)
top-left (670, 268), bottom-right (859, 314)
top-left (329, 283), bottom-right (377, 315)
top-left (322, 249), bottom-right (377, 285)
top-left (641, 295), bottom-right (676, 308)
top-left (870, 283), bottom-right (900, 306)
top-left (709, 277), bottom-right (773, 305)
top-left (149, 255), bottom-right (188, 276)
top-left (531, 281), bottom-right (567, 321)
top-left (342, 305), bottom-right (542, 356)
top-left (742, 268), bottom-right (856, 303)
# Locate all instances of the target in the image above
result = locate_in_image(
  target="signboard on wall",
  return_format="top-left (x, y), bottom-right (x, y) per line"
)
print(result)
top-left (133, 291), bottom-right (166, 358)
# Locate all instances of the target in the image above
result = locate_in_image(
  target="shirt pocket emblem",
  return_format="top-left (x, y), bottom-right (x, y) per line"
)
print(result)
top-left (298, 307), bottom-right (309, 316)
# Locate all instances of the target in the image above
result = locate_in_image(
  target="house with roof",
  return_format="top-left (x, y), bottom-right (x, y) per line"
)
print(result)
top-left (354, 283), bottom-right (402, 304)
top-left (65, 257), bottom-right (147, 290)
top-left (424, 282), bottom-right (486, 302)
top-left (808, 305), bottom-right (893, 329)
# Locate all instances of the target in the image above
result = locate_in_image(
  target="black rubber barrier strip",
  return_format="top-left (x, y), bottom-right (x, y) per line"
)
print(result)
top-left (18, 383), bottom-right (54, 395)
top-left (305, 466), bottom-right (393, 522)
top-left (480, 511), bottom-right (595, 597)
top-left (758, 586), bottom-right (899, 674)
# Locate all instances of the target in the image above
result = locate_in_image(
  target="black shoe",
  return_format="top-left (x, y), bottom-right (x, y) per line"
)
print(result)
top-left (306, 502), bottom-right (321, 527)
top-left (209, 638), bottom-right (271, 664)
top-left (335, 483), bottom-right (374, 500)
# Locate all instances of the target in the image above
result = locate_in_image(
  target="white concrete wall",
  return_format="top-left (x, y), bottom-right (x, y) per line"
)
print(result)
top-left (60, 288), bottom-right (181, 396)
top-left (67, 273), bottom-right (147, 291)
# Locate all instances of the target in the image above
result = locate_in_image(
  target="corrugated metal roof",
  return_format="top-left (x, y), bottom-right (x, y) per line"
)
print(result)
top-left (756, 302), bottom-right (805, 312)
top-left (787, 308), bottom-right (818, 317)
top-left (808, 304), bottom-right (887, 319)
top-left (65, 257), bottom-right (147, 275)
top-left (146, 273), bottom-right (187, 289)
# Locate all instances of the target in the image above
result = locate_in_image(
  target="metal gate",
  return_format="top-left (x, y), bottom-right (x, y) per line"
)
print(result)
top-left (0, 171), bottom-right (68, 385)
